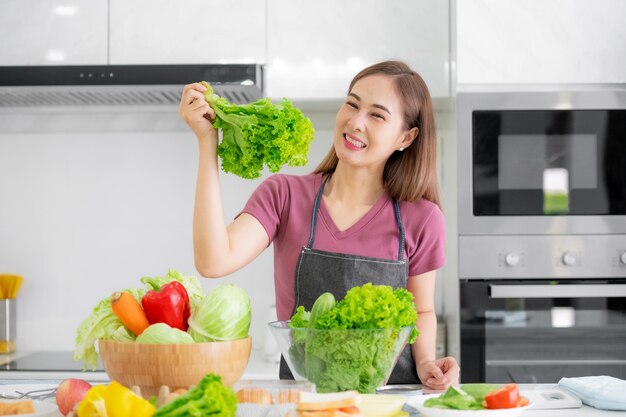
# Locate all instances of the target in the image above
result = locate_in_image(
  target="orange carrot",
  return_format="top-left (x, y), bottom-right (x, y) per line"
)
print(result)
top-left (111, 291), bottom-right (150, 336)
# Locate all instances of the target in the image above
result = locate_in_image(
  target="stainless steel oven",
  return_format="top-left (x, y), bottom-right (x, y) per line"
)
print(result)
top-left (455, 86), bottom-right (626, 383)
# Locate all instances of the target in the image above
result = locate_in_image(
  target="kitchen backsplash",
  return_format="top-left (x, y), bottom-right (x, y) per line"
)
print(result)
top-left (0, 101), bottom-right (456, 352)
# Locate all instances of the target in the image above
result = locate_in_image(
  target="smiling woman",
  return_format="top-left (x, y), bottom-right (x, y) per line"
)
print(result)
top-left (179, 60), bottom-right (459, 389)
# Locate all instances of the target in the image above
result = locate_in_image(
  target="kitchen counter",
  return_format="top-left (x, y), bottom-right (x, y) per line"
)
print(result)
top-left (0, 382), bottom-right (622, 417)
top-left (404, 385), bottom-right (624, 417)
top-left (490, 385), bottom-right (624, 416)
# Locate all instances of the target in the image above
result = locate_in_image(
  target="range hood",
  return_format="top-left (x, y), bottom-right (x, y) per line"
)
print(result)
top-left (0, 64), bottom-right (263, 107)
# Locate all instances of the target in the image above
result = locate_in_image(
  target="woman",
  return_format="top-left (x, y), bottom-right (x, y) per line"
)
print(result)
top-left (179, 60), bottom-right (460, 389)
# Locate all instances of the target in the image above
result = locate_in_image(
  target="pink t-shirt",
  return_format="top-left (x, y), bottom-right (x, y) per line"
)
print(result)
top-left (240, 173), bottom-right (446, 320)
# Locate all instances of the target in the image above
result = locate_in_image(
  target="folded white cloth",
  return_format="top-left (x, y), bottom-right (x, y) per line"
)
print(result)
top-left (558, 376), bottom-right (626, 411)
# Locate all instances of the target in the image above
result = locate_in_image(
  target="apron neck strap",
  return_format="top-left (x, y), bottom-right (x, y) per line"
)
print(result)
top-left (393, 199), bottom-right (406, 261)
top-left (306, 174), bottom-right (330, 249)
top-left (307, 174), bottom-right (406, 261)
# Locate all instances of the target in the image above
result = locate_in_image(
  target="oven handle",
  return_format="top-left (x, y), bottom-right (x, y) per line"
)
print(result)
top-left (490, 284), bottom-right (626, 298)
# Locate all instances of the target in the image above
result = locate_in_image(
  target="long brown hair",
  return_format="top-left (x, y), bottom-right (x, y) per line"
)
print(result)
top-left (313, 61), bottom-right (441, 207)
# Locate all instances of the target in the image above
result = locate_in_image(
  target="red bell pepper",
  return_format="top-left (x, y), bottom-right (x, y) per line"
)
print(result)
top-left (484, 384), bottom-right (521, 409)
top-left (141, 281), bottom-right (190, 331)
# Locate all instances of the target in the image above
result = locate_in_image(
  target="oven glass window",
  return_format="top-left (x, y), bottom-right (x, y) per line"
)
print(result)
top-left (473, 110), bottom-right (626, 215)
top-left (484, 307), bottom-right (626, 383)
top-left (460, 280), bottom-right (626, 383)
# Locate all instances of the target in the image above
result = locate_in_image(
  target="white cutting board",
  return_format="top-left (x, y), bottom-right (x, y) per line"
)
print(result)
top-left (522, 388), bottom-right (582, 409)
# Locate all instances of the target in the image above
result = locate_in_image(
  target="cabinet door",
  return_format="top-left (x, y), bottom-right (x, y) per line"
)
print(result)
top-left (0, 0), bottom-right (107, 65)
top-left (267, 0), bottom-right (450, 99)
top-left (457, 0), bottom-right (626, 84)
top-left (109, 0), bottom-right (266, 65)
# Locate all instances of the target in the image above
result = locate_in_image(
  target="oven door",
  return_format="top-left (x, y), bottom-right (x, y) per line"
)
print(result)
top-left (460, 279), bottom-right (626, 383)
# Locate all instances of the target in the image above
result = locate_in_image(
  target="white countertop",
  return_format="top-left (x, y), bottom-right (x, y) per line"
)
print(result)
top-left (509, 385), bottom-right (625, 416)
top-left (0, 351), bottom-right (622, 416)
top-left (405, 385), bottom-right (625, 417)
top-left (0, 382), bottom-right (622, 417)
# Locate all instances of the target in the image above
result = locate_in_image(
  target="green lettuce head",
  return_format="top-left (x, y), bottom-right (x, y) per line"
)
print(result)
top-left (203, 83), bottom-right (315, 179)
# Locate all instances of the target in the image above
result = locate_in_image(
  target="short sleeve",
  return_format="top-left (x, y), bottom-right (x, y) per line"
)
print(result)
top-left (238, 174), bottom-right (288, 243)
top-left (408, 204), bottom-right (446, 276)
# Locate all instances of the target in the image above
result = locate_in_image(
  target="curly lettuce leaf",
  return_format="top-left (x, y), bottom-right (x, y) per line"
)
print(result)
top-left (203, 83), bottom-right (315, 179)
top-left (315, 283), bottom-right (419, 343)
top-left (153, 373), bottom-right (237, 417)
top-left (289, 306), bottom-right (311, 329)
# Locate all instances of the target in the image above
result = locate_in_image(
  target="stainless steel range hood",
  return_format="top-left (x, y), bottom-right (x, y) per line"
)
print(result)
top-left (0, 64), bottom-right (263, 107)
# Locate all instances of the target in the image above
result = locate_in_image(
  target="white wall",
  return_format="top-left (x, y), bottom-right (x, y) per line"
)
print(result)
top-left (0, 102), bottom-right (456, 354)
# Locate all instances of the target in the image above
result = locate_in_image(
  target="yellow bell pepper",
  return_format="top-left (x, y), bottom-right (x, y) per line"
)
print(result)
top-left (77, 381), bottom-right (155, 417)
top-left (77, 385), bottom-right (108, 417)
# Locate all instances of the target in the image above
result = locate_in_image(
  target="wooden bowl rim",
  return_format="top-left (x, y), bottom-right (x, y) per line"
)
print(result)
top-left (98, 335), bottom-right (251, 348)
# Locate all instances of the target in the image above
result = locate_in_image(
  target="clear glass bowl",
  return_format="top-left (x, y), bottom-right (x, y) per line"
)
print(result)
top-left (268, 320), bottom-right (414, 394)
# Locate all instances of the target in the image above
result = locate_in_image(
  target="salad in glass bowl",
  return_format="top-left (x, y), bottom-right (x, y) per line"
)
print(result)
top-left (269, 283), bottom-right (419, 394)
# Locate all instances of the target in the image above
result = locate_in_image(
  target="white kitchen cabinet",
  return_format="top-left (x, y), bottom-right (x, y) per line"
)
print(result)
top-left (109, 0), bottom-right (266, 65)
top-left (457, 0), bottom-right (626, 84)
top-left (0, 0), bottom-right (107, 65)
top-left (266, 0), bottom-right (451, 100)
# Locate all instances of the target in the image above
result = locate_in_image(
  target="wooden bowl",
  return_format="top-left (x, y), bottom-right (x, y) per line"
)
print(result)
top-left (98, 336), bottom-right (252, 397)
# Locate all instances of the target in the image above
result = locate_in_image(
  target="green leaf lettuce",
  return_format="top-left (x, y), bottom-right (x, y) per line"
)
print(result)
top-left (203, 83), bottom-right (315, 179)
top-left (288, 283), bottom-right (419, 393)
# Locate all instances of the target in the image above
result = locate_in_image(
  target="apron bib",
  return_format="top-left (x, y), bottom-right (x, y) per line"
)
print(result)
top-left (279, 175), bottom-right (419, 384)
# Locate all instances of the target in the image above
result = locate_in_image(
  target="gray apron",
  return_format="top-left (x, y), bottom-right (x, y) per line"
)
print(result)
top-left (279, 174), bottom-right (419, 384)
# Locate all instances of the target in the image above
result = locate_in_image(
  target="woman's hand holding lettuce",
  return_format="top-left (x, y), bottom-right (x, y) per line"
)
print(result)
top-left (74, 269), bottom-right (251, 370)
top-left (288, 283), bottom-right (419, 393)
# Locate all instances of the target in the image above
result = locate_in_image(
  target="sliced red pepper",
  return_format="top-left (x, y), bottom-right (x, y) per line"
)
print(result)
top-left (337, 406), bottom-right (360, 414)
top-left (141, 281), bottom-right (190, 331)
top-left (484, 384), bottom-right (520, 409)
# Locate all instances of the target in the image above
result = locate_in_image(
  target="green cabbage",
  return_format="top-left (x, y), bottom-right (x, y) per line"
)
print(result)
top-left (187, 284), bottom-right (251, 342)
top-left (136, 323), bottom-right (194, 344)
top-left (204, 83), bottom-right (315, 179)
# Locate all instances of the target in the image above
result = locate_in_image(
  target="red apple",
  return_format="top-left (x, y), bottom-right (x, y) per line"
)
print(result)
top-left (56, 378), bottom-right (92, 416)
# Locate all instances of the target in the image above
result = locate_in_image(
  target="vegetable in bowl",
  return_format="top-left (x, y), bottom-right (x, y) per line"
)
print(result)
top-left (74, 269), bottom-right (251, 370)
top-left (276, 283), bottom-right (419, 394)
top-left (187, 284), bottom-right (251, 342)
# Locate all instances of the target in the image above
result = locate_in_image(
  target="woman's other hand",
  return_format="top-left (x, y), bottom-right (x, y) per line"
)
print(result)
top-left (417, 356), bottom-right (460, 390)
top-left (178, 82), bottom-right (218, 142)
